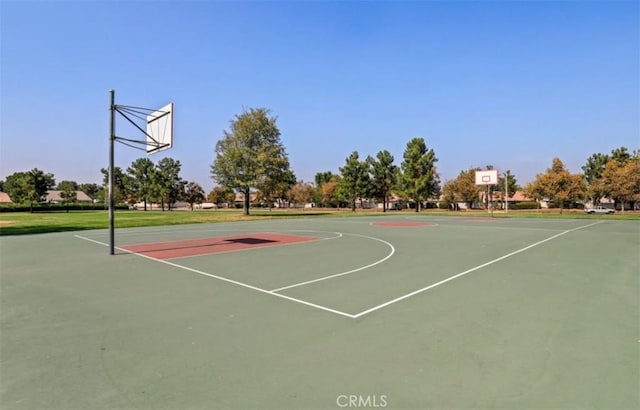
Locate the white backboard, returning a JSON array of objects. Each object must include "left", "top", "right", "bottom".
[
  {"left": 475, "top": 169, "right": 498, "bottom": 185},
  {"left": 146, "top": 103, "right": 173, "bottom": 154}
]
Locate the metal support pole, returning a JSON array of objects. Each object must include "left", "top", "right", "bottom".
[
  {"left": 109, "top": 90, "right": 115, "bottom": 255},
  {"left": 505, "top": 172, "right": 508, "bottom": 214}
]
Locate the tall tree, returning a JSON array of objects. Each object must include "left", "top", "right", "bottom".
[
  {"left": 184, "top": 181, "right": 205, "bottom": 210},
  {"left": 441, "top": 179, "right": 459, "bottom": 210},
  {"left": 445, "top": 168, "right": 482, "bottom": 210},
  {"left": 289, "top": 180, "right": 315, "bottom": 209},
  {"left": 154, "top": 157, "right": 185, "bottom": 211},
  {"left": 600, "top": 153, "right": 640, "bottom": 212},
  {"left": 313, "top": 171, "right": 335, "bottom": 207},
  {"left": 487, "top": 170, "right": 519, "bottom": 208},
  {"left": 4, "top": 172, "right": 31, "bottom": 204},
  {"left": 101, "top": 167, "right": 130, "bottom": 205},
  {"left": 400, "top": 137, "right": 440, "bottom": 212},
  {"left": 524, "top": 158, "right": 586, "bottom": 213},
  {"left": 211, "top": 108, "right": 292, "bottom": 215},
  {"left": 582, "top": 152, "right": 610, "bottom": 185},
  {"left": 339, "top": 151, "right": 370, "bottom": 211},
  {"left": 314, "top": 171, "right": 334, "bottom": 187},
  {"left": 582, "top": 152, "right": 610, "bottom": 204},
  {"left": 258, "top": 169, "right": 296, "bottom": 209},
  {"left": 369, "top": 150, "right": 398, "bottom": 212},
  {"left": 320, "top": 175, "right": 343, "bottom": 208},
  {"left": 127, "top": 158, "right": 156, "bottom": 211},
  {"left": 610, "top": 146, "right": 631, "bottom": 164},
  {"left": 4, "top": 169, "right": 55, "bottom": 211}
]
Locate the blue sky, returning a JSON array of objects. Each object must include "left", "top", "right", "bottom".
[{"left": 1, "top": 1, "right": 638, "bottom": 191}]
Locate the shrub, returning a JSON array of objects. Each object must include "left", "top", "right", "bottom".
[{"left": 508, "top": 201, "right": 539, "bottom": 210}]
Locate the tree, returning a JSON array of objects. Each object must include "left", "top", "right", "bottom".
[
  {"left": 445, "top": 168, "right": 482, "bottom": 210},
  {"left": 441, "top": 179, "right": 458, "bottom": 210},
  {"left": 79, "top": 183, "right": 100, "bottom": 201},
  {"left": 184, "top": 182, "right": 205, "bottom": 210},
  {"left": 207, "top": 186, "right": 236, "bottom": 208},
  {"left": 524, "top": 158, "right": 586, "bottom": 213},
  {"left": 4, "top": 172, "right": 32, "bottom": 204},
  {"left": 582, "top": 146, "right": 635, "bottom": 207},
  {"left": 600, "top": 153, "right": 640, "bottom": 212},
  {"left": 314, "top": 171, "right": 334, "bottom": 187},
  {"left": 57, "top": 180, "right": 78, "bottom": 212},
  {"left": 610, "top": 146, "right": 631, "bottom": 164},
  {"left": 211, "top": 108, "right": 292, "bottom": 215},
  {"left": 494, "top": 170, "right": 519, "bottom": 206},
  {"left": 289, "top": 180, "right": 315, "bottom": 208},
  {"left": 56, "top": 180, "right": 78, "bottom": 191},
  {"left": 582, "top": 152, "right": 610, "bottom": 204},
  {"left": 101, "top": 167, "right": 130, "bottom": 205},
  {"left": 320, "top": 175, "right": 343, "bottom": 208},
  {"left": 313, "top": 171, "right": 335, "bottom": 207},
  {"left": 154, "top": 157, "right": 185, "bottom": 210},
  {"left": 127, "top": 158, "right": 156, "bottom": 211},
  {"left": 258, "top": 169, "right": 296, "bottom": 209},
  {"left": 400, "top": 138, "right": 440, "bottom": 212},
  {"left": 339, "top": 151, "right": 370, "bottom": 211},
  {"left": 4, "top": 169, "right": 55, "bottom": 211},
  {"left": 369, "top": 150, "right": 397, "bottom": 212},
  {"left": 582, "top": 152, "right": 610, "bottom": 185}
]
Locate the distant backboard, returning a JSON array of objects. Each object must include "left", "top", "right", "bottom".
[
  {"left": 475, "top": 169, "right": 498, "bottom": 185},
  {"left": 146, "top": 103, "right": 173, "bottom": 154}
]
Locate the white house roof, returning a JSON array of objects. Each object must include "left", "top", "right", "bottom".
[
  {"left": 46, "top": 190, "right": 93, "bottom": 202},
  {"left": 0, "top": 192, "right": 13, "bottom": 203}
]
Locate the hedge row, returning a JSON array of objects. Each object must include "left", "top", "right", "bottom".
[
  {"left": 507, "top": 201, "right": 540, "bottom": 210},
  {"left": 0, "top": 203, "right": 128, "bottom": 212}
]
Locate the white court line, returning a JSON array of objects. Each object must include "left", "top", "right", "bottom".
[
  {"left": 351, "top": 220, "right": 605, "bottom": 318},
  {"left": 74, "top": 234, "right": 356, "bottom": 319},
  {"left": 270, "top": 233, "right": 395, "bottom": 292},
  {"left": 75, "top": 220, "right": 604, "bottom": 320}
]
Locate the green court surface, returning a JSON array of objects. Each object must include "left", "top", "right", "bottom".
[{"left": 1, "top": 216, "right": 638, "bottom": 409}]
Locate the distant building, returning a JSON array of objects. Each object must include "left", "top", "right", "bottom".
[
  {"left": 45, "top": 191, "right": 93, "bottom": 203},
  {"left": 0, "top": 192, "right": 13, "bottom": 204}
]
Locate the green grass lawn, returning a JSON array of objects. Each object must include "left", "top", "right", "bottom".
[
  {"left": 1, "top": 208, "right": 638, "bottom": 236},
  {"left": 0, "top": 209, "right": 335, "bottom": 236}
]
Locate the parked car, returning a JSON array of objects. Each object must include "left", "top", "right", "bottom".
[{"left": 584, "top": 206, "right": 615, "bottom": 214}]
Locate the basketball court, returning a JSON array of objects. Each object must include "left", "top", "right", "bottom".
[{"left": 1, "top": 215, "right": 638, "bottom": 409}]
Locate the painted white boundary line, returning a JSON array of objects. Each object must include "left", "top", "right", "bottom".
[
  {"left": 351, "top": 220, "right": 604, "bottom": 318},
  {"left": 270, "top": 233, "right": 395, "bottom": 292},
  {"left": 74, "top": 234, "right": 356, "bottom": 319}
]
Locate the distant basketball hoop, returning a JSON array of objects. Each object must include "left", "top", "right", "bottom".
[{"left": 475, "top": 169, "right": 499, "bottom": 216}]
